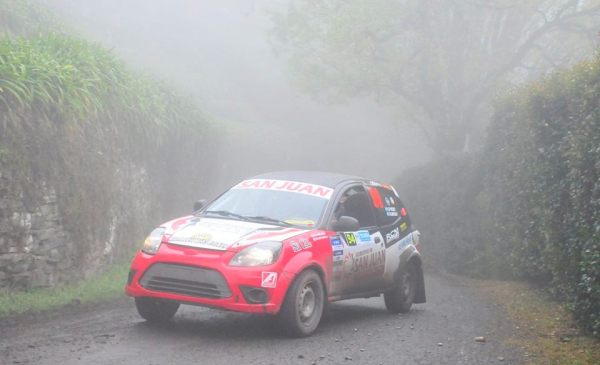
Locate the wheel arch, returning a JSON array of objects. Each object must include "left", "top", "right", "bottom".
[
  {"left": 284, "top": 262, "right": 328, "bottom": 300},
  {"left": 281, "top": 250, "right": 329, "bottom": 297}
]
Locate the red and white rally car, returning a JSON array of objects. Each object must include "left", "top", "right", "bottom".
[{"left": 126, "top": 171, "right": 425, "bottom": 336}]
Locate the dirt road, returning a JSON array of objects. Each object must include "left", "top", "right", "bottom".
[{"left": 0, "top": 273, "right": 521, "bottom": 364}]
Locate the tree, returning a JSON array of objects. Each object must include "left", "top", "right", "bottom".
[{"left": 272, "top": 0, "right": 600, "bottom": 154}]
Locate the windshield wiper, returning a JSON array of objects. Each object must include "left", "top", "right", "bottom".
[
  {"left": 203, "top": 210, "right": 250, "bottom": 221},
  {"left": 244, "top": 215, "right": 293, "bottom": 227}
]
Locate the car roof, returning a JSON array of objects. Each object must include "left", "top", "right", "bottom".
[{"left": 251, "top": 170, "right": 369, "bottom": 188}]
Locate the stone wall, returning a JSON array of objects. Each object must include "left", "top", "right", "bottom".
[
  {"left": 0, "top": 177, "right": 69, "bottom": 288},
  {"left": 0, "top": 150, "right": 156, "bottom": 289}
]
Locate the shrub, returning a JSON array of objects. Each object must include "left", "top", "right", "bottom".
[
  {"left": 395, "top": 53, "right": 600, "bottom": 336},
  {"left": 485, "top": 56, "right": 600, "bottom": 336}
]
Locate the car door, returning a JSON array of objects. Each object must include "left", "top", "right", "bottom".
[
  {"left": 328, "top": 184, "right": 386, "bottom": 297},
  {"left": 368, "top": 184, "right": 413, "bottom": 285}
]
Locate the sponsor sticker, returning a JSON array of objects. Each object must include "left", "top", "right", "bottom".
[
  {"left": 301, "top": 239, "right": 312, "bottom": 249},
  {"left": 233, "top": 179, "right": 333, "bottom": 199},
  {"left": 170, "top": 238, "right": 228, "bottom": 250},
  {"left": 351, "top": 248, "right": 385, "bottom": 273},
  {"left": 385, "top": 206, "right": 398, "bottom": 216},
  {"left": 284, "top": 219, "right": 316, "bottom": 227},
  {"left": 344, "top": 252, "right": 354, "bottom": 262},
  {"left": 311, "top": 232, "right": 328, "bottom": 240},
  {"left": 169, "top": 228, "right": 230, "bottom": 250},
  {"left": 291, "top": 241, "right": 301, "bottom": 252},
  {"left": 398, "top": 234, "right": 413, "bottom": 250},
  {"left": 400, "top": 222, "right": 408, "bottom": 232},
  {"left": 330, "top": 235, "right": 342, "bottom": 246},
  {"left": 368, "top": 186, "right": 384, "bottom": 208},
  {"left": 333, "top": 249, "right": 344, "bottom": 256},
  {"left": 386, "top": 227, "right": 400, "bottom": 244},
  {"left": 344, "top": 232, "right": 357, "bottom": 246},
  {"left": 261, "top": 272, "right": 277, "bottom": 288},
  {"left": 192, "top": 232, "right": 212, "bottom": 241},
  {"left": 357, "top": 230, "right": 371, "bottom": 243}
]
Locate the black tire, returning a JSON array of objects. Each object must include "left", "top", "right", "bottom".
[
  {"left": 384, "top": 262, "right": 418, "bottom": 313},
  {"left": 278, "top": 269, "right": 325, "bottom": 337},
  {"left": 135, "top": 297, "right": 180, "bottom": 323}
]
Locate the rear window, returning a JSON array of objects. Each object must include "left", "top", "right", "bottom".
[{"left": 369, "top": 186, "right": 411, "bottom": 229}]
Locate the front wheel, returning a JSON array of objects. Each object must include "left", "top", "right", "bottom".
[
  {"left": 135, "top": 297, "right": 180, "bottom": 323},
  {"left": 278, "top": 270, "right": 325, "bottom": 337},
  {"left": 384, "top": 263, "right": 418, "bottom": 313}
]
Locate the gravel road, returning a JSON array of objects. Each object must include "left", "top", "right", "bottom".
[{"left": 0, "top": 273, "right": 522, "bottom": 365}]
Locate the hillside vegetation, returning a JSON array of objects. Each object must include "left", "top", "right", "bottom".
[
  {"left": 396, "top": 53, "right": 600, "bottom": 336},
  {"left": 0, "top": 1, "right": 219, "bottom": 289}
]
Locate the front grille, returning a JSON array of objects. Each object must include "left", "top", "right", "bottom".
[{"left": 140, "top": 263, "right": 231, "bottom": 299}]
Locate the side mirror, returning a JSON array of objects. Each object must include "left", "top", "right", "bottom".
[
  {"left": 193, "top": 199, "right": 207, "bottom": 212},
  {"left": 331, "top": 216, "right": 360, "bottom": 232}
]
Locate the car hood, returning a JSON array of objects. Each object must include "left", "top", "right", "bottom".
[{"left": 160, "top": 215, "right": 308, "bottom": 251}]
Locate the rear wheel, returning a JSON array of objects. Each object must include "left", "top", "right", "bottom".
[
  {"left": 278, "top": 269, "right": 325, "bottom": 337},
  {"left": 384, "top": 263, "right": 418, "bottom": 313},
  {"left": 135, "top": 297, "right": 179, "bottom": 323}
]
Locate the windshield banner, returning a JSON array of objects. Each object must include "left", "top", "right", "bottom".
[{"left": 233, "top": 179, "right": 333, "bottom": 199}]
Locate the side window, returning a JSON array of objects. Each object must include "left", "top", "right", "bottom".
[
  {"left": 333, "top": 185, "right": 377, "bottom": 229},
  {"left": 370, "top": 186, "right": 411, "bottom": 228}
]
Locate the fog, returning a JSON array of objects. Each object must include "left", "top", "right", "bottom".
[
  {"left": 39, "top": 0, "right": 599, "bottom": 197},
  {"left": 2, "top": 0, "right": 600, "bottom": 348},
  {"left": 41, "top": 0, "right": 430, "bottom": 194}
]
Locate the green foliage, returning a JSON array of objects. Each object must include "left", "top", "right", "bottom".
[
  {"left": 0, "top": 262, "right": 129, "bottom": 317},
  {"left": 0, "top": 33, "right": 204, "bottom": 145},
  {"left": 395, "top": 53, "right": 600, "bottom": 336},
  {"left": 485, "top": 55, "right": 600, "bottom": 336}
]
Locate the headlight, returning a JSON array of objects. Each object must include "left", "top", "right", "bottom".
[
  {"left": 142, "top": 227, "right": 165, "bottom": 255},
  {"left": 229, "top": 241, "right": 282, "bottom": 267}
]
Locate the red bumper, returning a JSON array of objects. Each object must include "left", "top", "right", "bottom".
[{"left": 125, "top": 243, "right": 293, "bottom": 314}]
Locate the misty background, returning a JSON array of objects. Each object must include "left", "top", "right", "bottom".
[
  {"left": 41, "top": 0, "right": 430, "bottom": 197},
  {"left": 1, "top": 0, "right": 599, "bottom": 339}
]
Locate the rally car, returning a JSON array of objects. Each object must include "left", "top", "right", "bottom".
[{"left": 126, "top": 171, "right": 425, "bottom": 336}]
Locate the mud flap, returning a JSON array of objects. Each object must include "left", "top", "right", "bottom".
[{"left": 414, "top": 265, "right": 426, "bottom": 304}]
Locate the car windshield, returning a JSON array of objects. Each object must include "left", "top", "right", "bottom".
[{"left": 204, "top": 179, "right": 333, "bottom": 227}]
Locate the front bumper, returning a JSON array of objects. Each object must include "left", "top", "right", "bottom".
[{"left": 125, "top": 243, "right": 292, "bottom": 314}]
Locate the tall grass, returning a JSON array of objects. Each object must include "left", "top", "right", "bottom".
[{"left": 0, "top": 33, "right": 204, "bottom": 146}]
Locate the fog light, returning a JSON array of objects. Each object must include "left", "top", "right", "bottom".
[{"left": 240, "top": 286, "right": 269, "bottom": 304}]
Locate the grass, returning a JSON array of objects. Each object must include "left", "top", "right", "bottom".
[
  {"left": 0, "top": 262, "right": 130, "bottom": 317},
  {"left": 481, "top": 280, "right": 600, "bottom": 365}
]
